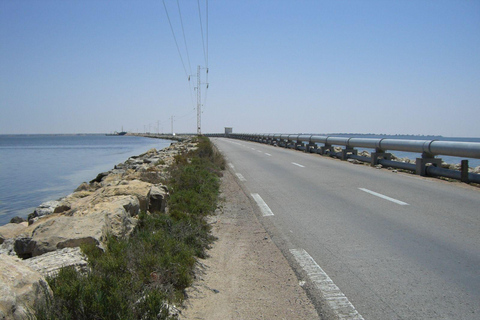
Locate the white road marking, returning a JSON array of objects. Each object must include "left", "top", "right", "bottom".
[
  {"left": 257, "top": 150, "right": 263, "bottom": 153},
  {"left": 236, "top": 173, "right": 247, "bottom": 182},
  {"left": 265, "top": 153, "right": 272, "bottom": 156},
  {"left": 359, "top": 188, "right": 409, "bottom": 205},
  {"left": 290, "top": 249, "right": 364, "bottom": 320},
  {"left": 228, "top": 163, "right": 235, "bottom": 169},
  {"left": 251, "top": 148, "right": 256, "bottom": 150},
  {"left": 292, "top": 162, "right": 305, "bottom": 168},
  {"left": 251, "top": 193, "right": 274, "bottom": 216}
]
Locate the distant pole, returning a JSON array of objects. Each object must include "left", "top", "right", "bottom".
[
  {"left": 197, "top": 65, "right": 201, "bottom": 135},
  {"left": 171, "top": 115, "right": 174, "bottom": 134}
]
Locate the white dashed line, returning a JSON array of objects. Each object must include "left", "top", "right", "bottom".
[
  {"left": 251, "top": 193, "right": 274, "bottom": 216},
  {"left": 228, "top": 163, "right": 235, "bottom": 169},
  {"left": 292, "top": 162, "right": 305, "bottom": 168},
  {"left": 265, "top": 153, "right": 271, "bottom": 156},
  {"left": 359, "top": 188, "right": 409, "bottom": 205},
  {"left": 290, "top": 249, "right": 364, "bottom": 320},
  {"left": 257, "top": 150, "right": 262, "bottom": 153},
  {"left": 236, "top": 173, "right": 246, "bottom": 182}
]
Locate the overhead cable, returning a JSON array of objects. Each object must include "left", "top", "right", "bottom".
[
  {"left": 162, "top": 0, "right": 189, "bottom": 78},
  {"left": 176, "top": 0, "right": 192, "bottom": 74},
  {"left": 197, "top": 0, "right": 208, "bottom": 67}
]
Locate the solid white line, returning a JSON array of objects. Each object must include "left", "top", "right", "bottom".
[
  {"left": 251, "top": 193, "right": 274, "bottom": 216},
  {"left": 236, "top": 173, "right": 246, "bottom": 182},
  {"left": 290, "top": 249, "right": 364, "bottom": 320},
  {"left": 265, "top": 153, "right": 272, "bottom": 156},
  {"left": 292, "top": 162, "right": 305, "bottom": 168},
  {"left": 359, "top": 188, "right": 409, "bottom": 205}
]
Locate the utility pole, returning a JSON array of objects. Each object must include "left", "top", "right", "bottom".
[
  {"left": 196, "top": 65, "right": 201, "bottom": 135},
  {"left": 171, "top": 115, "right": 174, "bottom": 134}
]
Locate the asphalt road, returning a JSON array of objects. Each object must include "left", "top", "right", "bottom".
[{"left": 212, "top": 138, "right": 480, "bottom": 320}]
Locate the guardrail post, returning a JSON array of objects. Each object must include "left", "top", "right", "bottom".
[
  {"left": 416, "top": 152, "right": 442, "bottom": 176},
  {"left": 305, "top": 142, "right": 317, "bottom": 153},
  {"left": 320, "top": 144, "right": 332, "bottom": 155},
  {"left": 461, "top": 160, "right": 469, "bottom": 183},
  {"left": 371, "top": 148, "right": 392, "bottom": 166},
  {"left": 341, "top": 148, "right": 357, "bottom": 160},
  {"left": 295, "top": 140, "right": 305, "bottom": 151},
  {"left": 371, "top": 149, "right": 390, "bottom": 165}
]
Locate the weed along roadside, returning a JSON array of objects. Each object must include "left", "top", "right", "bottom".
[{"left": 3, "top": 136, "right": 224, "bottom": 319}]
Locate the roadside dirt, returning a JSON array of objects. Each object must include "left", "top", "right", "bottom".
[{"left": 180, "top": 169, "right": 320, "bottom": 320}]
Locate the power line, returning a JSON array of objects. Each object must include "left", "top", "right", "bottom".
[
  {"left": 206, "top": 0, "right": 208, "bottom": 69},
  {"left": 176, "top": 0, "right": 192, "bottom": 74},
  {"left": 162, "top": 0, "right": 189, "bottom": 78},
  {"left": 197, "top": 0, "right": 207, "bottom": 67}
]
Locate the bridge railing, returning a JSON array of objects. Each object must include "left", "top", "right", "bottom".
[{"left": 223, "top": 133, "right": 480, "bottom": 184}]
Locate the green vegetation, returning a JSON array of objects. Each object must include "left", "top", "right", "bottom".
[{"left": 34, "top": 137, "right": 224, "bottom": 320}]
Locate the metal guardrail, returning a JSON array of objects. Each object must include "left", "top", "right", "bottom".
[{"left": 222, "top": 133, "right": 480, "bottom": 184}]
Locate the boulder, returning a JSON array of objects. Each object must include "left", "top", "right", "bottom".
[
  {"left": 0, "top": 254, "right": 52, "bottom": 320},
  {"left": 75, "top": 181, "right": 102, "bottom": 193},
  {"left": 9, "top": 216, "right": 26, "bottom": 224},
  {"left": 147, "top": 185, "right": 169, "bottom": 213},
  {"left": 28, "top": 195, "right": 140, "bottom": 256},
  {"left": 33, "top": 200, "right": 61, "bottom": 217},
  {"left": 95, "top": 179, "right": 152, "bottom": 211},
  {"left": 14, "top": 237, "right": 36, "bottom": 259},
  {"left": 90, "top": 171, "right": 109, "bottom": 183},
  {"left": 23, "top": 247, "right": 88, "bottom": 277},
  {"left": 0, "top": 222, "right": 28, "bottom": 245},
  {"left": 0, "top": 239, "right": 16, "bottom": 256}
]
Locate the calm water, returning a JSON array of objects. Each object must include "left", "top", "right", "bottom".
[{"left": 0, "top": 135, "right": 172, "bottom": 225}]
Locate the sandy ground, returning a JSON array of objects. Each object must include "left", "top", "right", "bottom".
[{"left": 180, "top": 169, "right": 320, "bottom": 320}]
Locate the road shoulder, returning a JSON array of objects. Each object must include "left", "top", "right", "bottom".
[{"left": 180, "top": 169, "right": 320, "bottom": 319}]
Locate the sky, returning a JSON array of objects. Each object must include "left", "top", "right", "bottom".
[{"left": 1, "top": 0, "right": 479, "bottom": 137}]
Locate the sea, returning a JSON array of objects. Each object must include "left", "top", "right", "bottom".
[{"left": 0, "top": 134, "right": 173, "bottom": 225}]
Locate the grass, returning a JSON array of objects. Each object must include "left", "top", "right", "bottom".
[{"left": 33, "top": 137, "right": 224, "bottom": 320}]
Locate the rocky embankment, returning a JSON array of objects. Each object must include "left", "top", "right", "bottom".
[{"left": 0, "top": 139, "right": 196, "bottom": 319}]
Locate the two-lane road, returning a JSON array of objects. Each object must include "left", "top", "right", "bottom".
[{"left": 212, "top": 138, "right": 480, "bottom": 320}]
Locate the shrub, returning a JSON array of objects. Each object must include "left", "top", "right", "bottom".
[{"left": 34, "top": 137, "right": 223, "bottom": 320}]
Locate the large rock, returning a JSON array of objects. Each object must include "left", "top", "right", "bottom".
[
  {"left": 94, "top": 179, "right": 152, "bottom": 211},
  {"left": 26, "top": 195, "right": 140, "bottom": 257},
  {"left": 33, "top": 200, "right": 61, "bottom": 217},
  {"left": 147, "top": 184, "right": 169, "bottom": 213},
  {"left": 0, "top": 239, "right": 16, "bottom": 256},
  {"left": 9, "top": 216, "right": 26, "bottom": 224},
  {"left": 23, "top": 247, "right": 88, "bottom": 277},
  {"left": 28, "top": 200, "right": 71, "bottom": 225},
  {"left": 0, "top": 222, "right": 28, "bottom": 245},
  {"left": 0, "top": 254, "right": 51, "bottom": 320}
]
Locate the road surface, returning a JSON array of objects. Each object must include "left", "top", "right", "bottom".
[{"left": 212, "top": 138, "right": 480, "bottom": 320}]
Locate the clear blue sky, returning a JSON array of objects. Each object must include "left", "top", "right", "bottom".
[{"left": 1, "top": 0, "right": 479, "bottom": 136}]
